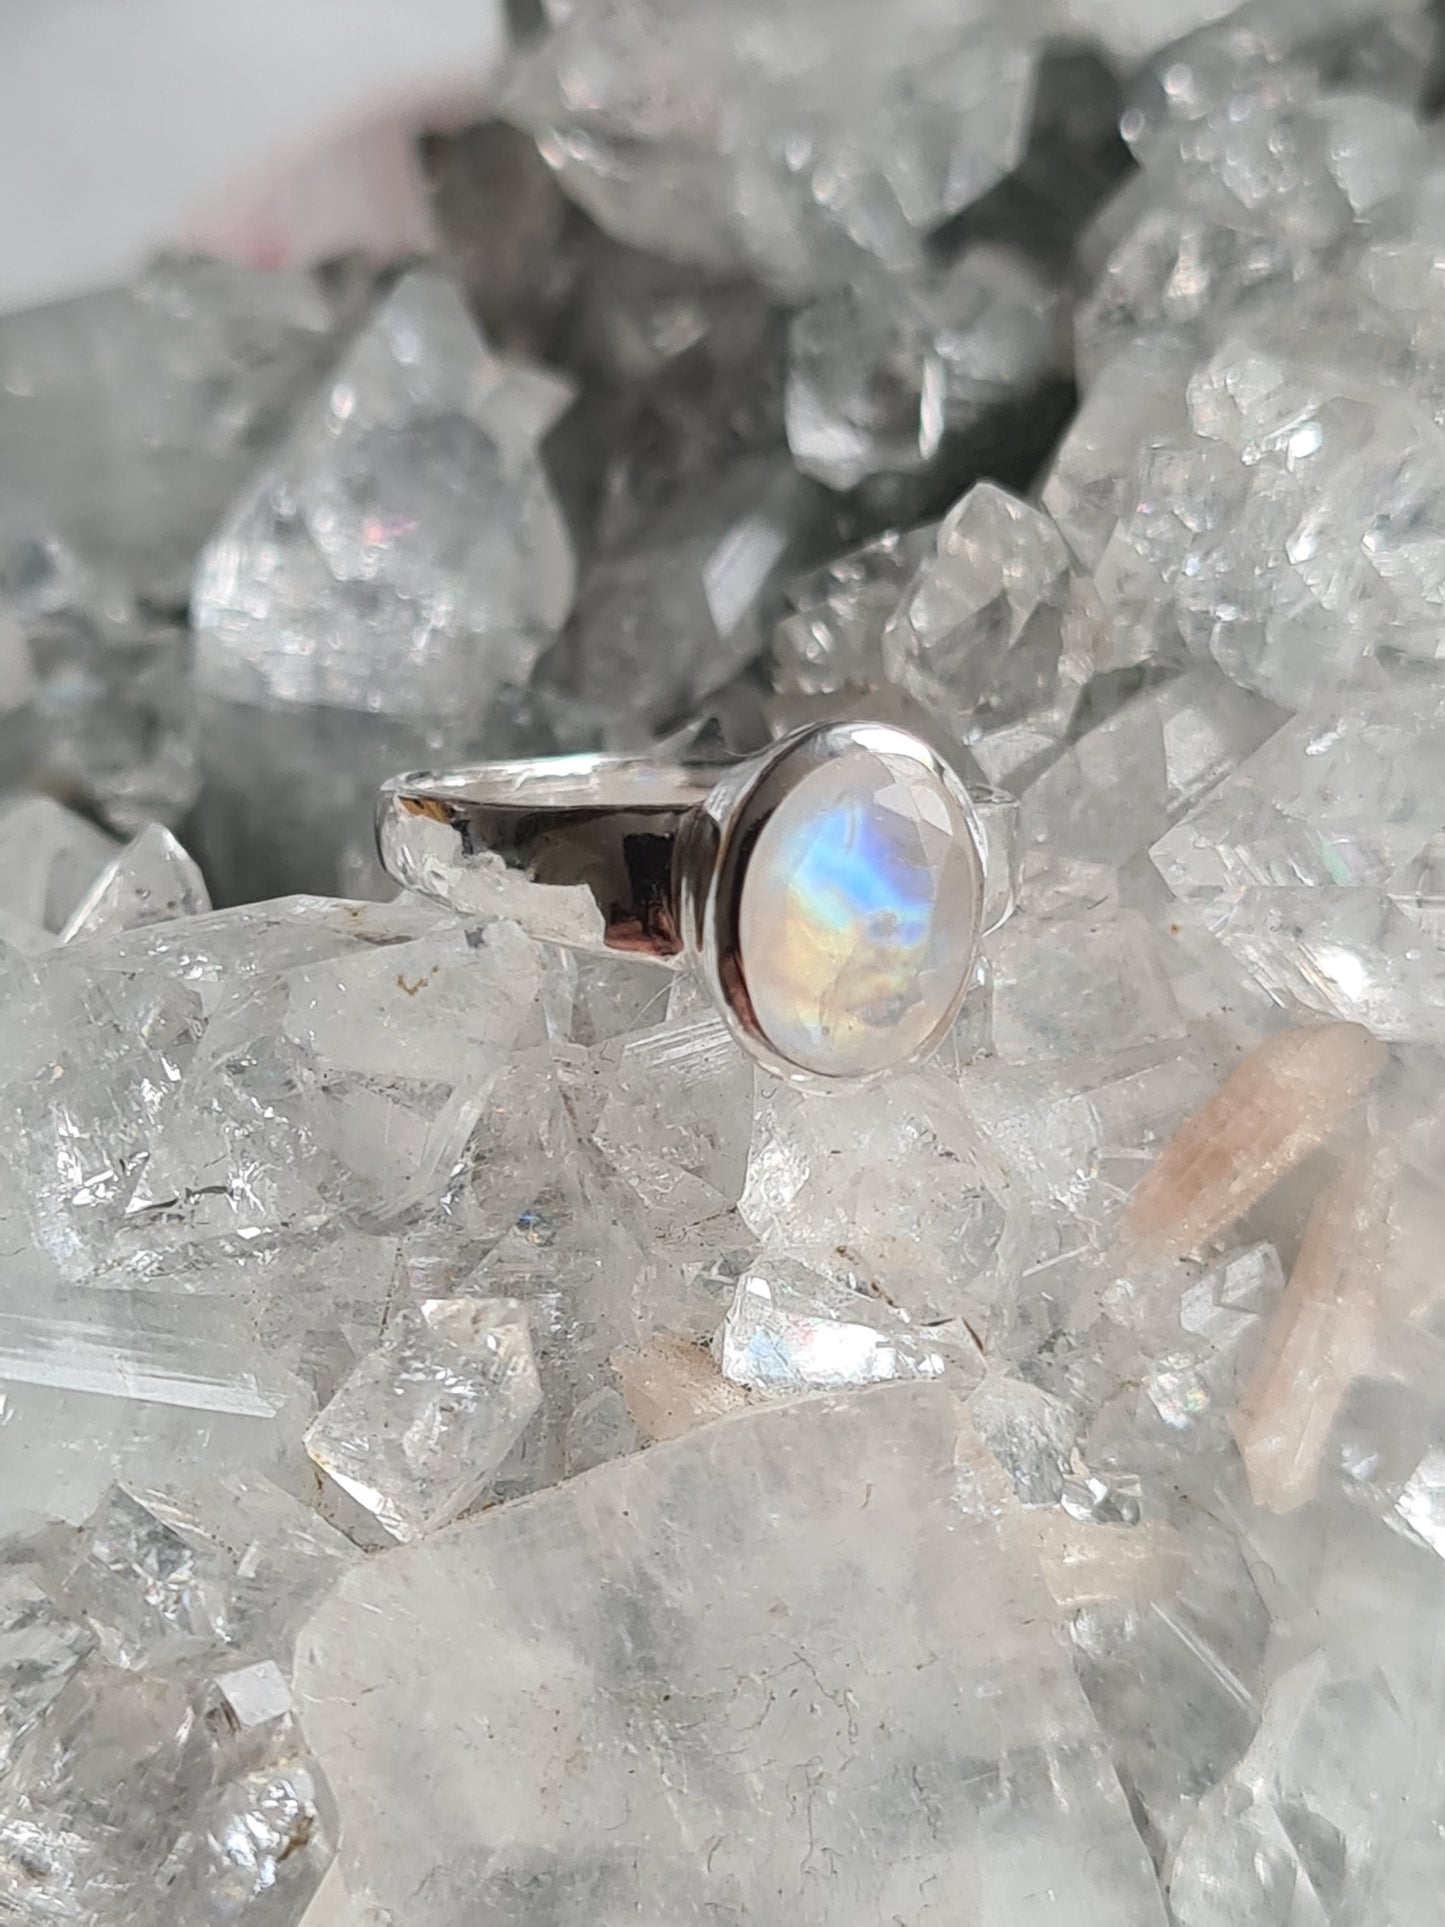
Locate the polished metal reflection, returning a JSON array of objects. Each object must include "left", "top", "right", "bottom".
[
  {"left": 378, "top": 722, "right": 1000, "bottom": 1082},
  {"left": 378, "top": 752, "right": 724, "bottom": 958}
]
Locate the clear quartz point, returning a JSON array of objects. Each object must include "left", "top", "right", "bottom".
[{"left": 304, "top": 1299, "right": 543, "bottom": 1543}]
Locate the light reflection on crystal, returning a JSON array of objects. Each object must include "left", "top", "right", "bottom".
[{"left": 716, "top": 1257, "right": 975, "bottom": 1396}]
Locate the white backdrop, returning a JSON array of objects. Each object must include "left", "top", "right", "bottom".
[{"left": 0, "top": 0, "right": 507, "bottom": 313}]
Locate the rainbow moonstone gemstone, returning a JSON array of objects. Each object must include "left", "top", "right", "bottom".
[{"left": 737, "top": 745, "right": 981, "bottom": 1077}]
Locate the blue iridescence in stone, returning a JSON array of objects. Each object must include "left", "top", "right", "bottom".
[{"left": 737, "top": 747, "right": 980, "bottom": 1076}]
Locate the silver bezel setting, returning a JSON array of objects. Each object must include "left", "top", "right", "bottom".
[{"left": 679, "top": 720, "right": 987, "bottom": 1087}]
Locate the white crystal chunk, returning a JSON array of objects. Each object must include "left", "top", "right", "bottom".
[{"left": 297, "top": 1386, "right": 1167, "bottom": 1925}]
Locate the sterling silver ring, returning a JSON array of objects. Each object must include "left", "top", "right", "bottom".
[{"left": 377, "top": 720, "right": 1002, "bottom": 1084}]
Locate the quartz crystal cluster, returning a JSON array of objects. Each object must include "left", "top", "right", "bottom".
[
  {"left": 503, "top": 0, "right": 1042, "bottom": 296},
  {"left": 0, "top": 263, "right": 347, "bottom": 834},
  {"left": 4, "top": 3, "right": 1445, "bottom": 1924}
]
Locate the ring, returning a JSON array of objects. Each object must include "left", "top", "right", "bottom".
[{"left": 377, "top": 720, "right": 992, "bottom": 1083}]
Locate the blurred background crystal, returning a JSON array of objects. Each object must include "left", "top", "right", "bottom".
[
  {"left": 1, "top": 0, "right": 1445, "bottom": 1921},
  {"left": 501, "top": 0, "right": 1042, "bottom": 296}
]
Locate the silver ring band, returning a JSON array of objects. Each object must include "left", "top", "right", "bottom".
[
  {"left": 378, "top": 750, "right": 727, "bottom": 960},
  {"left": 378, "top": 722, "right": 1000, "bottom": 1082}
]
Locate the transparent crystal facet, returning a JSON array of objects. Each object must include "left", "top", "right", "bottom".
[
  {"left": 716, "top": 1255, "right": 980, "bottom": 1396},
  {"left": 881, "top": 482, "right": 1087, "bottom": 785},
  {"left": 194, "top": 270, "right": 576, "bottom": 722},
  {"left": 304, "top": 1298, "right": 543, "bottom": 1543}
]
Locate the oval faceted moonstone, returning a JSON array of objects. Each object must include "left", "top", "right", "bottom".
[{"left": 738, "top": 747, "right": 980, "bottom": 1076}]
